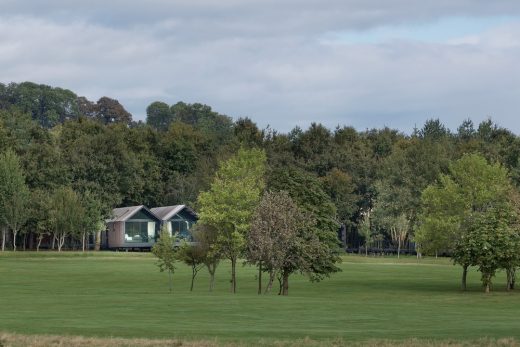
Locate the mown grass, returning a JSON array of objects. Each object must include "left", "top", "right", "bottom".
[{"left": 0, "top": 252, "right": 519, "bottom": 345}]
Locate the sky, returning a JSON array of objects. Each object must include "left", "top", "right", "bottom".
[{"left": 1, "top": 1, "right": 520, "bottom": 133}]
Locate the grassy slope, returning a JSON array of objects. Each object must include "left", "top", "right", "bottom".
[{"left": 0, "top": 252, "right": 519, "bottom": 343}]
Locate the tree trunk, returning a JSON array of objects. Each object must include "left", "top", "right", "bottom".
[
  {"left": 207, "top": 262, "right": 217, "bottom": 292},
  {"left": 28, "top": 232, "right": 34, "bottom": 250},
  {"left": 461, "top": 264, "right": 468, "bottom": 291},
  {"left": 190, "top": 265, "right": 196, "bottom": 292},
  {"left": 258, "top": 261, "right": 262, "bottom": 295},
  {"left": 265, "top": 270, "right": 275, "bottom": 294},
  {"left": 365, "top": 244, "right": 368, "bottom": 257},
  {"left": 507, "top": 267, "right": 516, "bottom": 291},
  {"left": 95, "top": 230, "right": 101, "bottom": 251},
  {"left": 483, "top": 273, "right": 491, "bottom": 293},
  {"left": 277, "top": 273, "right": 283, "bottom": 295},
  {"left": 12, "top": 230, "right": 17, "bottom": 251},
  {"left": 168, "top": 270, "right": 173, "bottom": 293},
  {"left": 51, "top": 234, "right": 56, "bottom": 250},
  {"left": 23, "top": 233, "right": 27, "bottom": 251},
  {"left": 397, "top": 240, "right": 401, "bottom": 259},
  {"left": 209, "top": 273, "right": 215, "bottom": 292},
  {"left": 82, "top": 231, "right": 86, "bottom": 252},
  {"left": 1, "top": 227, "right": 5, "bottom": 252},
  {"left": 57, "top": 233, "right": 66, "bottom": 252},
  {"left": 281, "top": 270, "right": 289, "bottom": 296},
  {"left": 37, "top": 235, "right": 43, "bottom": 252},
  {"left": 230, "top": 256, "right": 237, "bottom": 293}
]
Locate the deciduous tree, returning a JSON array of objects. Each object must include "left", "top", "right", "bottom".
[
  {"left": 49, "top": 186, "right": 84, "bottom": 252},
  {"left": 417, "top": 153, "right": 514, "bottom": 291},
  {"left": 152, "top": 227, "right": 177, "bottom": 293},
  {"left": 197, "top": 147, "right": 266, "bottom": 293},
  {"left": 0, "top": 150, "right": 30, "bottom": 251},
  {"left": 191, "top": 224, "right": 221, "bottom": 291},
  {"left": 248, "top": 190, "right": 319, "bottom": 295}
]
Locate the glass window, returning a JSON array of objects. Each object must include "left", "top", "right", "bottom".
[
  {"left": 125, "top": 221, "right": 156, "bottom": 243},
  {"left": 171, "top": 219, "right": 193, "bottom": 241}
]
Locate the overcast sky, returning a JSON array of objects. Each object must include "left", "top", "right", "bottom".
[{"left": 1, "top": 1, "right": 520, "bottom": 133}]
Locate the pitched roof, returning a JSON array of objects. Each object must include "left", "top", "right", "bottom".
[
  {"left": 107, "top": 205, "right": 159, "bottom": 222},
  {"left": 151, "top": 205, "right": 197, "bottom": 221}
]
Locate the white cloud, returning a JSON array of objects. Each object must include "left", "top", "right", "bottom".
[{"left": 0, "top": 3, "right": 519, "bottom": 133}]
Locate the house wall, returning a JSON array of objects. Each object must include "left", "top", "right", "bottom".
[
  {"left": 107, "top": 219, "right": 159, "bottom": 249},
  {"left": 107, "top": 221, "right": 124, "bottom": 248}
]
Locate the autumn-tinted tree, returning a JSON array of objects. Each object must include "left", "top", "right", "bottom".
[
  {"left": 248, "top": 190, "right": 320, "bottom": 295},
  {"left": 95, "top": 97, "right": 132, "bottom": 125},
  {"left": 234, "top": 117, "right": 264, "bottom": 148}
]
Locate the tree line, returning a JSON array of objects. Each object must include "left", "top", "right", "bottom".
[
  {"left": 1, "top": 81, "right": 520, "bottom": 292},
  {"left": 152, "top": 148, "right": 340, "bottom": 296}
]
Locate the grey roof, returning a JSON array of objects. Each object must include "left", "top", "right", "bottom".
[
  {"left": 107, "top": 205, "right": 158, "bottom": 222},
  {"left": 151, "top": 205, "right": 197, "bottom": 221}
]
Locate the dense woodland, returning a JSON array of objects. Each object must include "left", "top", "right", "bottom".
[{"left": 1, "top": 81, "right": 520, "bottom": 292}]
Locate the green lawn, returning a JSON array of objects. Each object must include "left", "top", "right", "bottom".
[{"left": 0, "top": 252, "right": 519, "bottom": 344}]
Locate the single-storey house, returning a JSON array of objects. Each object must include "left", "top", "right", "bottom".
[
  {"left": 105, "top": 205, "right": 162, "bottom": 249},
  {"left": 151, "top": 205, "right": 198, "bottom": 242}
]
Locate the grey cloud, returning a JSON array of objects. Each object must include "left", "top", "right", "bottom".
[
  {"left": 2, "top": 1, "right": 520, "bottom": 35},
  {"left": 1, "top": 3, "right": 520, "bottom": 133}
]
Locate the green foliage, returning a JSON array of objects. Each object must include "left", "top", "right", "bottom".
[
  {"left": 49, "top": 186, "right": 85, "bottom": 251},
  {"left": 0, "top": 82, "right": 80, "bottom": 128},
  {"left": 197, "top": 147, "right": 267, "bottom": 292},
  {"left": 146, "top": 101, "right": 172, "bottom": 131},
  {"left": 248, "top": 190, "right": 320, "bottom": 294},
  {"left": 25, "top": 189, "right": 52, "bottom": 250},
  {"left": 321, "top": 168, "right": 358, "bottom": 226},
  {"left": 170, "top": 102, "right": 234, "bottom": 147},
  {"left": 417, "top": 154, "right": 511, "bottom": 255},
  {"left": 417, "top": 153, "right": 518, "bottom": 291},
  {"left": 4, "top": 80, "right": 520, "bottom": 261},
  {"left": 234, "top": 117, "right": 264, "bottom": 148},
  {"left": 152, "top": 227, "right": 177, "bottom": 292},
  {"left": 454, "top": 208, "right": 520, "bottom": 292},
  {"left": 176, "top": 241, "right": 206, "bottom": 291},
  {"left": 191, "top": 224, "right": 221, "bottom": 291},
  {"left": 0, "top": 149, "right": 30, "bottom": 250},
  {"left": 80, "top": 190, "right": 107, "bottom": 237},
  {"left": 268, "top": 166, "right": 340, "bottom": 280},
  {"left": 198, "top": 147, "right": 266, "bottom": 237}
]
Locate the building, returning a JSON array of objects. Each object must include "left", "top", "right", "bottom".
[
  {"left": 151, "top": 205, "right": 198, "bottom": 242},
  {"left": 104, "top": 205, "right": 162, "bottom": 249}
]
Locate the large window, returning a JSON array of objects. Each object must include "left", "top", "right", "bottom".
[
  {"left": 125, "top": 221, "right": 156, "bottom": 243},
  {"left": 170, "top": 219, "right": 194, "bottom": 241}
]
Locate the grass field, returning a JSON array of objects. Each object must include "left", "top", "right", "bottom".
[{"left": 0, "top": 252, "right": 519, "bottom": 345}]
